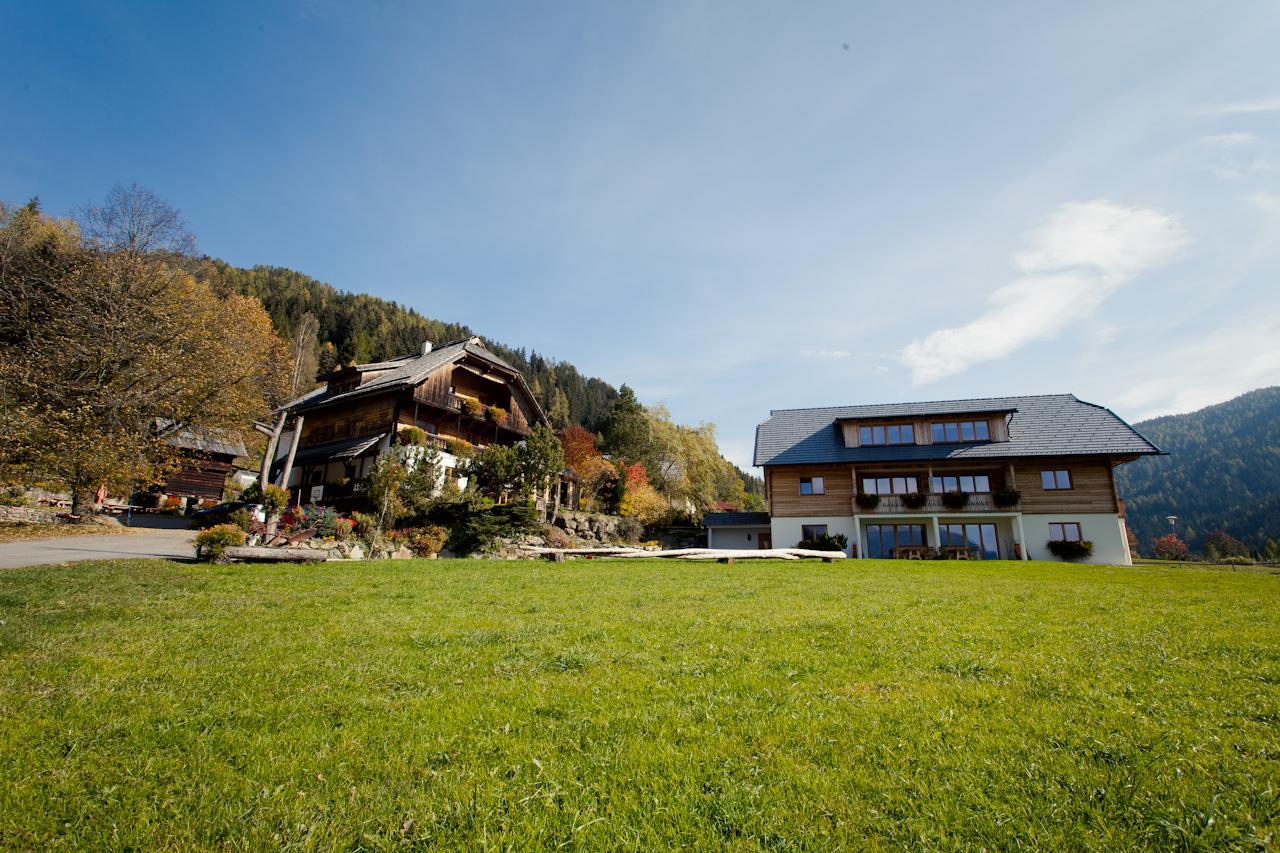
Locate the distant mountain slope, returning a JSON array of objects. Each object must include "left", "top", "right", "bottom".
[
  {"left": 213, "top": 262, "right": 619, "bottom": 431},
  {"left": 1117, "top": 387, "right": 1280, "bottom": 552}
]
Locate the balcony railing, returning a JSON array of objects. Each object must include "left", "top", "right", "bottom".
[{"left": 856, "top": 494, "right": 1019, "bottom": 514}]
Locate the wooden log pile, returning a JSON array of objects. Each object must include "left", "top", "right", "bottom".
[
  {"left": 223, "top": 546, "right": 329, "bottom": 563},
  {"left": 521, "top": 546, "right": 846, "bottom": 563}
]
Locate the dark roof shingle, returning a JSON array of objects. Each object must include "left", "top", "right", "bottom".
[
  {"left": 754, "top": 394, "right": 1162, "bottom": 466},
  {"left": 704, "top": 512, "right": 772, "bottom": 527}
]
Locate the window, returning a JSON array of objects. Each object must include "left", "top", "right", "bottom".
[
  {"left": 938, "top": 523, "right": 1000, "bottom": 559},
  {"left": 1040, "top": 470, "right": 1072, "bottom": 490},
  {"left": 929, "top": 474, "right": 991, "bottom": 493},
  {"left": 859, "top": 423, "right": 914, "bottom": 445},
  {"left": 801, "top": 524, "right": 828, "bottom": 542},
  {"left": 799, "top": 476, "right": 825, "bottom": 495},
  {"left": 862, "top": 476, "right": 918, "bottom": 495},
  {"left": 1049, "top": 522, "right": 1082, "bottom": 542},
  {"left": 866, "top": 524, "right": 926, "bottom": 557},
  {"left": 930, "top": 420, "right": 990, "bottom": 443}
]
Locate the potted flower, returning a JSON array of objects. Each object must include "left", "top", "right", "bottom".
[
  {"left": 854, "top": 492, "right": 880, "bottom": 511},
  {"left": 941, "top": 490, "right": 970, "bottom": 510},
  {"left": 487, "top": 405, "right": 508, "bottom": 425},
  {"left": 901, "top": 491, "right": 928, "bottom": 510},
  {"left": 1047, "top": 539, "right": 1094, "bottom": 561},
  {"left": 993, "top": 486, "right": 1021, "bottom": 508},
  {"left": 460, "top": 397, "right": 481, "bottom": 417}
]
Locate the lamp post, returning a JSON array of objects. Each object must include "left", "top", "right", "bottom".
[{"left": 1166, "top": 515, "right": 1178, "bottom": 535}]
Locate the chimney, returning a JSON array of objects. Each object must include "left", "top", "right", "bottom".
[{"left": 421, "top": 341, "right": 433, "bottom": 356}]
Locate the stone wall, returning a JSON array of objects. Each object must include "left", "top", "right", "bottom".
[
  {"left": 0, "top": 505, "right": 66, "bottom": 525},
  {"left": 554, "top": 510, "right": 636, "bottom": 544}
]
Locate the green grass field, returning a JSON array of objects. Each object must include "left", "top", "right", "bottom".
[{"left": 1, "top": 558, "right": 1277, "bottom": 850}]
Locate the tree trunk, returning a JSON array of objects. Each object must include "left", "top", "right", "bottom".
[{"left": 258, "top": 411, "right": 287, "bottom": 489}]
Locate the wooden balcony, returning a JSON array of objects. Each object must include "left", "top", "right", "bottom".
[
  {"left": 411, "top": 390, "right": 531, "bottom": 436},
  {"left": 855, "top": 494, "right": 1019, "bottom": 514}
]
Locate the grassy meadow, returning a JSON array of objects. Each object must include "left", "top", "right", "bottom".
[{"left": 1, "top": 557, "right": 1277, "bottom": 849}]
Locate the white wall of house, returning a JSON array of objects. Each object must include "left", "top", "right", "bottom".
[
  {"left": 707, "top": 526, "right": 770, "bottom": 550},
  {"left": 1020, "top": 513, "right": 1131, "bottom": 565},
  {"left": 769, "top": 516, "right": 858, "bottom": 556}
]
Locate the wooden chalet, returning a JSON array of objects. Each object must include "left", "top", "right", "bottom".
[{"left": 272, "top": 337, "right": 549, "bottom": 505}]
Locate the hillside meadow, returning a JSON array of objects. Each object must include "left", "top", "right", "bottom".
[{"left": 1, "top": 557, "right": 1277, "bottom": 849}]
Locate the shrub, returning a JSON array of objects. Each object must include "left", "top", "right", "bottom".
[
  {"left": 351, "top": 511, "right": 378, "bottom": 539},
  {"left": 440, "top": 501, "right": 540, "bottom": 555},
  {"left": 0, "top": 486, "right": 31, "bottom": 507},
  {"left": 487, "top": 405, "right": 507, "bottom": 425},
  {"left": 901, "top": 491, "right": 928, "bottom": 509},
  {"left": 402, "top": 525, "right": 449, "bottom": 557},
  {"left": 941, "top": 490, "right": 970, "bottom": 510},
  {"left": 228, "top": 508, "right": 253, "bottom": 532},
  {"left": 195, "top": 524, "right": 247, "bottom": 562},
  {"left": 992, "top": 486, "right": 1021, "bottom": 508},
  {"left": 261, "top": 484, "right": 290, "bottom": 519},
  {"left": 446, "top": 438, "right": 474, "bottom": 459},
  {"left": 1220, "top": 555, "right": 1255, "bottom": 566},
  {"left": 854, "top": 493, "right": 880, "bottom": 511},
  {"left": 398, "top": 426, "right": 427, "bottom": 446},
  {"left": 799, "top": 532, "right": 849, "bottom": 552},
  {"left": 1046, "top": 539, "right": 1094, "bottom": 561}
]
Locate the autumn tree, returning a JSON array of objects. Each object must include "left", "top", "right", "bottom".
[
  {"left": 0, "top": 200, "right": 288, "bottom": 516},
  {"left": 1151, "top": 534, "right": 1190, "bottom": 562},
  {"left": 559, "top": 425, "right": 599, "bottom": 472},
  {"left": 1204, "top": 529, "right": 1250, "bottom": 560}
]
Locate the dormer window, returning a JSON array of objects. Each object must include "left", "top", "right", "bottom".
[
  {"left": 931, "top": 420, "right": 990, "bottom": 443},
  {"left": 859, "top": 424, "right": 914, "bottom": 446}
]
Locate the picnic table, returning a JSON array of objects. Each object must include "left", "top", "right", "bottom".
[
  {"left": 943, "top": 546, "right": 980, "bottom": 560},
  {"left": 891, "top": 545, "right": 929, "bottom": 560}
]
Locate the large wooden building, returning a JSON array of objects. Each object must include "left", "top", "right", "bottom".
[
  {"left": 273, "top": 337, "right": 548, "bottom": 505},
  {"left": 752, "top": 394, "right": 1163, "bottom": 564}
]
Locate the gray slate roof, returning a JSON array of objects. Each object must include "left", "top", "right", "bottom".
[
  {"left": 704, "top": 512, "right": 772, "bottom": 527},
  {"left": 283, "top": 338, "right": 539, "bottom": 420},
  {"left": 754, "top": 394, "right": 1162, "bottom": 466}
]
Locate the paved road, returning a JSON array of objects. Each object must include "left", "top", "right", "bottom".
[{"left": 0, "top": 528, "right": 196, "bottom": 569}]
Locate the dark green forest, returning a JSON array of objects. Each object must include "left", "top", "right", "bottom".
[
  {"left": 1117, "top": 387, "right": 1280, "bottom": 554},
  {"left": 211, "top": 261, "right": 763, "bottom": 499},
  {"left": 212, "top": 262, "right": 620, "bottom": 431}
]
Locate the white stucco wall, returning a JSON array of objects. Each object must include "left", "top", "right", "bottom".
[
  {"left": 707, "top": 527, "right": 770, "bottom": 550},
  {"left": 769, "top": 516, "right": 858, "bottom": 556},
  {"left": 1020, "top": 513, "right": 1131, "bottom": 565}
]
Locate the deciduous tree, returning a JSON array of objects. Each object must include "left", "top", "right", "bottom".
[{"left": 0, "top": 200, "right": 288, "bottom": 516}]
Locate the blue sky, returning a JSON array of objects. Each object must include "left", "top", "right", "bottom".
[{"left": 4, "top": 1, "right": 1278, "bottom": 469}]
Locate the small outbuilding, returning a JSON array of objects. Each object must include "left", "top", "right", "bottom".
[{"left": 703, "top": 512, "right": 773, "bottom": 550}]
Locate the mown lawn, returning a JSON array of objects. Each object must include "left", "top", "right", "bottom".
[{"left": 1, "top": 558, "right": 1277, "bottom": 850}]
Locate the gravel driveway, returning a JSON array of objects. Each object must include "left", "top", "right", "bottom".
[{"left": 0, "top": 528, "right": 196, "bottom": 569}]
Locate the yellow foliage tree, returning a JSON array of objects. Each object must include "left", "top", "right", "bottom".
[
  {"left": 0, "top": 201, "right": 289, "bottom": 515},
  {"left": 619, "top": 481, "right": 667, "bottom": 526}
]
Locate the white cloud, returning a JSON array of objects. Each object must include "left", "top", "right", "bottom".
[
  {"left": 1201, "top": 132, "right": 1258, "bottom": 146},
  {"left": 1203, "top": 97, "right": 1280, "bottom": 115},
  {"left": 1112, "top": 318, "right": 1280, "bottom": 421},
  {"left": 900, "top": 200, "right": 1189, "bottom": 385}
]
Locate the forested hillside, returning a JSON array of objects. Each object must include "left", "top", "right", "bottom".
[
  {"left": 1117, "top": 387, "right": 1280, "bottom": 553},
  {"left": 211, "top": 261, "right": 764, "bottom": 508},
  {"left": 213, "top": 262, "right": 619, "bottom": 431}
]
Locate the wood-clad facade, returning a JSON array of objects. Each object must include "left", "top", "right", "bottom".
[
  {"left": 276, "top": 338, "right": 548, "bottom": 505},
  {"left": 754, "top": 395, "right": 1162, "bottom": 565}
]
